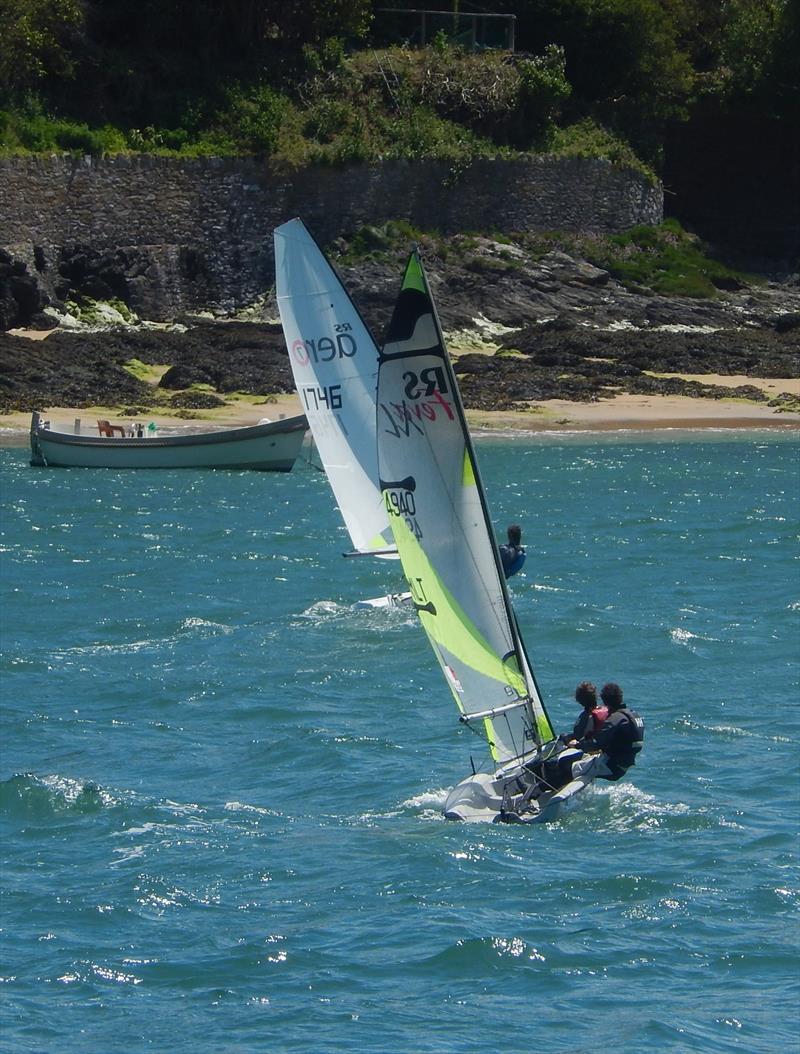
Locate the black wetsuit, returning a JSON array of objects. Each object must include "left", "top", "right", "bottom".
[{"left": 578, "top": 706, "right": 644, "bottom": 780}]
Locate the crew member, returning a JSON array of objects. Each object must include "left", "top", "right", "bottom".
[
  {"left": 564, "top": 681, "right": 608, "bottom": 743},
  {"left": 499, "top": 524, "right": 526, "bottom": 578},
  {"left": 570, "top": 682, "right": 644, "bottom": 782}
]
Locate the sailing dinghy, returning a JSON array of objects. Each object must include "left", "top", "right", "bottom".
[
  {"left": 376, "top": 250, "right": 597, "bottom": 823},
  {"left": 274, "top": 219, "right": 410, "bottom": 609}
]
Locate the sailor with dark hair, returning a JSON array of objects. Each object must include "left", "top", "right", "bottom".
[
  {"left": 499, "top": 524, "right": 526, "bottom": 578},
  {"left": 537, "top": 682, "right": 608, "bottom": 788},
  {"left": 566, "top": 681, "right": 608, "bottom": 743},
  {"left": 570, "top": 682, "right": 644, "bottom": 782},
  {"left": 525, "top": 681, "right": 607, "bottom": 792}
]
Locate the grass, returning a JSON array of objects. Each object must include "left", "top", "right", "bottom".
[
  {"left": 122, "top": 360, "right": 170, "bottom": 384},
  {"left": 582, "top": 219, "right": 755, "bottom": 297},
  {"left": 338, "top": 219, "right": 751, "bottom": 301},
  {"left": 545, "top": 119, "right": 656, "bottom": 183}
]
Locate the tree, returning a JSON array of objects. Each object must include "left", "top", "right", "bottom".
[{"left": 0, "top": 0, "right": 83, "bottom": 100}]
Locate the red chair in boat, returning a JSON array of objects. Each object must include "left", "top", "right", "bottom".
[{"left": 97, "top": 419, "right": 125, "bottom": 437}]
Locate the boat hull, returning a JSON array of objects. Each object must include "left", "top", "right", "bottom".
[
  {"left": 29, "top": 414, "right": 308, "bottom": 471},
  {"left": 443, "top": 752, "right": 596, "bottom": 824},
  {"left": 351, "top": 592, "right": 413, "bottom": 610}
]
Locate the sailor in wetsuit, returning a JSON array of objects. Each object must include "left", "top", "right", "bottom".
[
  {"left": 499, "top": 524, "right": 526, "bottom": 578},
  {"left": 569, "top": 682, "right": 644, "bottom": 782},
  {"left": 537, "top": 682, "right": 608, "bottom": 789}
]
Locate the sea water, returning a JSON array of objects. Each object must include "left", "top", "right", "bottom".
[{"left": 1, "top": 431, "right": 798, "bottom": 1054}]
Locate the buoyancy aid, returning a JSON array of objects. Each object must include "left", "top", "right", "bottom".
[
  {"left": 589, "top": 704, "right": 609, "bottom": 737},
  {"left": 572, "top": 704, "right": 609, "bottom": 741},
  {"left": 583, "top": 706, "right": 644, "bottom": 779},
  {"left": 620, "top": 707, "right": 645, "bottom": 756}
]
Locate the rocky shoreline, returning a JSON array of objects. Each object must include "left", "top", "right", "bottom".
[{"left": 1, "top": 236, "right": 799, "bottom": 422}]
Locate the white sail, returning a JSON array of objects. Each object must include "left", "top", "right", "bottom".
[
  {"left": 376, "top": 251, "right": 555, "bottom": 768},
  {"left": 274, "top": 219, "right": 395, "bottom": 557}
]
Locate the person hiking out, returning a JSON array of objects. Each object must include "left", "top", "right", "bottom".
[
  {"left": 569, "top": 682, "right": 645, "bottom": 782},
  {"left": 499, "top": 524, "right": 525, "bottom": 578}
]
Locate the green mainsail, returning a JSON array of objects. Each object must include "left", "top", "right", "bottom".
[{"left": 377, "top": 253, "right": 554, "bottom": 765}]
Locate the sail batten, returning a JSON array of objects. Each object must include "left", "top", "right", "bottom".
[{"left": 376, "top": 251, "right": 555, "bottom": 767}]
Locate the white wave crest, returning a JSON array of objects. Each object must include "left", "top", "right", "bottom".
[
  {"left": 670, "top": 627, "right": 720, "bottom": 648},
  {"left": 402, "top": 787, "right": 450, "bottom": 810},
  {"left": 180, "top": 617, "right": 233, "bottom": 636}
]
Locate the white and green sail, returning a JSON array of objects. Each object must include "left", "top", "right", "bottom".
[
  {"left": 376, "top": 251, "right": 554, "bottom": 767},
  {"left": 274, "top": 218, "right": 395, "bottom": 557}
]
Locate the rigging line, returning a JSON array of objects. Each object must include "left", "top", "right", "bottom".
[
  {"left": 495, "top": 703, "right": 537, "bottom": 764},
  {"left": 299, "top": 448, "right": 326, "bottom": 472},
  {"left": 501, "top": 705, "right": 530, "bottom": 751},
  {"left": 463, "top": 718, "right": 490, "bottom": 746}
]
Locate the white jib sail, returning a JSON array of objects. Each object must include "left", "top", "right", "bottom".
[
  {"left": 274, "top": 218, "right": 395, "bottom": 557},
  {"left": 376, "top": 251, "right": 555, "bottom": 767}
]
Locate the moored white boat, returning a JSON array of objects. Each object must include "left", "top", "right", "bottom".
[{"left": 29, "top": 411, "right": 308, "bottom": 471}]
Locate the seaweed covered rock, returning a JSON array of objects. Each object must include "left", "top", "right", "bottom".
[
  {"left": 0, "top": 321, "right": 296, "bottom": 413},
  {"left": 0, "top": 250, "right": 47, "bottom": 330}
]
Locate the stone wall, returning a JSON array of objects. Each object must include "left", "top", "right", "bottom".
[{"left": 0, "top": 155, "right": 662, "bottom": 320}]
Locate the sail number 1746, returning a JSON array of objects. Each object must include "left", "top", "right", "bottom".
[{"left": 301, "top": 384, "right": 342, "bottom": 411}]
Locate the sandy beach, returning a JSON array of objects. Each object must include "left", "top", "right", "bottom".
[
  {"left": 2, "top": 320, "right": 799, "bottom": 439},
  {"left": 2, "top": 374, "right": 800, "bottom": 444}
]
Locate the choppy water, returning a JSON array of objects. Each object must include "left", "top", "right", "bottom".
[{"left": 1, "top": 431, "right": 798, "bottom": 1054}]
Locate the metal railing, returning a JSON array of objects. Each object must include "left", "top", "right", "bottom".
[{"left": 375, "top": 8, "right": 516, "bottom": 52}]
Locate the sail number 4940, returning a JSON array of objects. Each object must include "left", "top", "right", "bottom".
[{"left": 384, "top": 488, "right": 423, "bottom": 540}]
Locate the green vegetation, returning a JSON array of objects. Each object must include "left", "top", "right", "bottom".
[
  {"left": 122, "top": 359, "right": 169, "bottom": 384},
  {"left": 0, "top": 1, "right": 794, "bottom": 175},
  {"left": 769, "top": 393, "right": 800, "bottom": 413},
  {"left": 579, "top": 220, "right": 755, "bottom": 297},
  {"left": 337, "top": 218, "right": 755, "bottom": 299},
  {"left": 545, "top": 119, "right": 653, "bottom": 181},
  {"left": 64, "top": 297, "right": 136, "bottom": 324},
  {"left": 337, "top": 219, "right": 426, "bottom": 262}
]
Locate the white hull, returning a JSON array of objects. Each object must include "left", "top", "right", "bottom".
[
  {"left": 29, "top": 413, "right": 308, "bottom": 471},
  {"left": 352, "top": 592, "right": 413, "bottom": 610},
  {"left": 443, "top": 751, "right": 596, "bottom": 823}
]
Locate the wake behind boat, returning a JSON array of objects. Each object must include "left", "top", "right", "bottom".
[
  {"left": 29, "top": 411, "right": 308, "bottom": 471},
  {"left": 376, "top": 250, "right": 603, "bottom": 823},
  {"left": 274, "top": 218, "right": 410, "bottom": 608}
]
